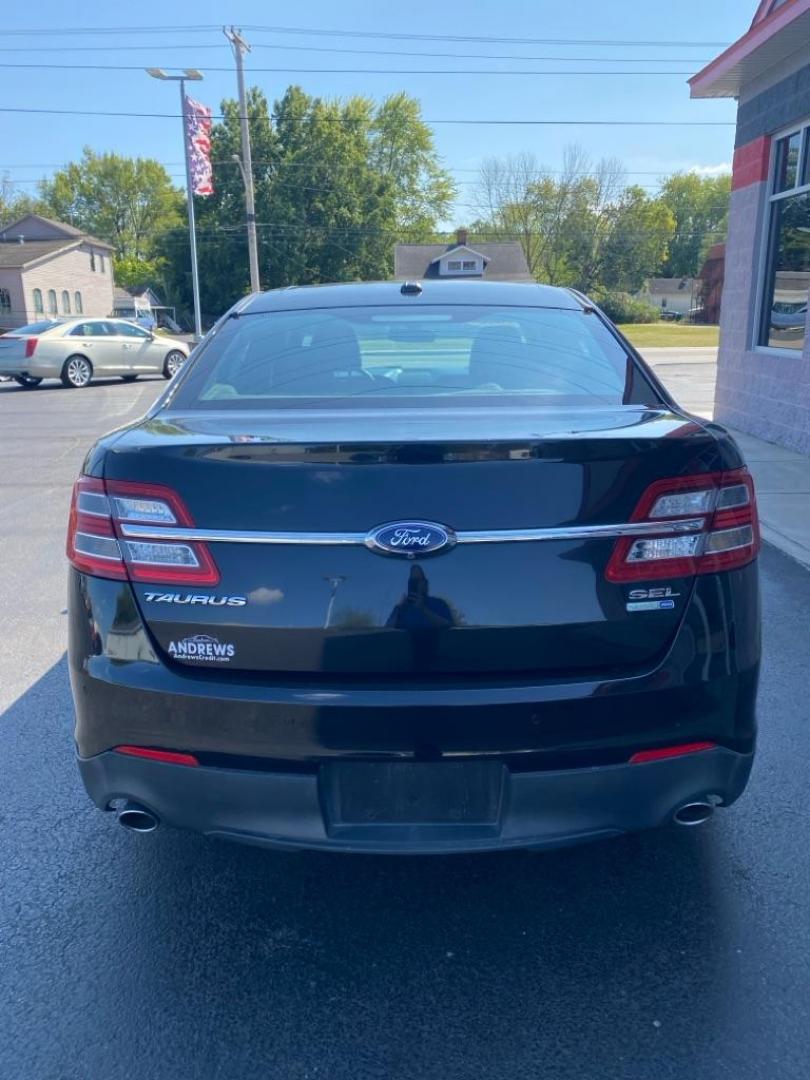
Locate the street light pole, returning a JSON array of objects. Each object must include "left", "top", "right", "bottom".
[
  {"left": 146, "top": 67, "right": 205, "bottom": 341},
  {"left": 224, "top": 26, "right": 261, "bottom": 294}
]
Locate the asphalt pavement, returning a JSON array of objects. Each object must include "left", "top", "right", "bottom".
[{"left": 2, "top": 373, "right": 810, "bottom": 1080}]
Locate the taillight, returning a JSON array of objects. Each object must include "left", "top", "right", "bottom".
[
  {"left": 25, "top": 337, "right": 38, "bottom": 358},
  {"left": 115, "top": 745, "right": 200, "bottom": 767},
  {"left": 629, "top": 741, "right": 716, "bottom": 764},
  {"left": 67, "top": 476, "right": 219, "bottom": 585},
  {"left": 606, "top": 468, "right": 759, "bottom": 582}
]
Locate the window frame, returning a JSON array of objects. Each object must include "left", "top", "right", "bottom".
[
  {"left": 33, "top": 288, "right": 43, "bottom": 314},
  {"left": 754, "top": 119, "right": 810, "bottom": 355},
  {"left": 74, "top": 291, "right": 83, "bottom": 314},
  {"left": 442, "top": 255, "right": 482, "bottom": 276},
  {"left": 61, "top": 289, "right": 71, "bottom": 315},
  {"left": 0, "top": 287, "right": 10, "bottom": 314}
]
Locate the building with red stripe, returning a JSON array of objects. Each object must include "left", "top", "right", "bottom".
[{"left": 691, "top": 0, "right": 810, "bottom": 452}]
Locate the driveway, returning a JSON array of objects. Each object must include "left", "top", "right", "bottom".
[{"left": 640, "top": 346, "right": 718, "bottom": 419}]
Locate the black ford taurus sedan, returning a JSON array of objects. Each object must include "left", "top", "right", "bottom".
[{"left": 67, "top": 280, "right": 760, "bottom": 853}]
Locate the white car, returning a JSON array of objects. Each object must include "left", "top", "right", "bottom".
[{"left": 0, "top": 318, "right": 189, "bottom": 389}]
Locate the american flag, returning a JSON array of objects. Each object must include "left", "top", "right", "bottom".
[{"left": 184, "top": 95, "right": 214, "bottom": 197}]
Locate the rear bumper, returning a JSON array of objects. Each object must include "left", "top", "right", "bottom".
[
  {"left": 78, "top": 746, "right": 753, "bottom": 854},
  {"left": 0, "top": 359, "right": 59, "bottom": 378}
]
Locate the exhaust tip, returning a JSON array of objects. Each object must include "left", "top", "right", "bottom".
[
  {"left": 118, "top": 801, "right": 159, "bottom": 833},
  {"left": 673, "top": 801, "right": 714, "bottom": 827}
]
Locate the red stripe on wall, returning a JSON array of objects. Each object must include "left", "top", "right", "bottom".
[{"left": 732, "top": 136, "right": 771, "bottom": 191}]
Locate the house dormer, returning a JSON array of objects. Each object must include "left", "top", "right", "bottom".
[{"left": 431, "top": 228, "right": 488, "bottom": 277}]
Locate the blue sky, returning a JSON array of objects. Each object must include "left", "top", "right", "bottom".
[{"left": 0, "top": 0, "right": 751, "bottom": 226}]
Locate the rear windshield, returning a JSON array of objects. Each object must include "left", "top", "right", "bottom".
[
  {"left": 171, "top": 305, "right": 656, "bottom": 410},
  {"left": 2, "top": 320, "right": 61, "bottom": 336}
]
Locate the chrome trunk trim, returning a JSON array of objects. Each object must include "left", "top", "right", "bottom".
[{"left": 119, "top": 518, "right": 706, "bottom": 546}]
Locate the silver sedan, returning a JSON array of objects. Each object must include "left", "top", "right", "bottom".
[{"left": 0, "top": 318, "right": 190, "bottom": 389}]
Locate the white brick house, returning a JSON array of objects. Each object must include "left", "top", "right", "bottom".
[{"left": 0, "top": 214, "right": 115, "bottom": 329}]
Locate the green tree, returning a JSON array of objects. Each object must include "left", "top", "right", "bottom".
[
  {"left": 657, "top": 172, "right": 731, "bottom": 277},
  {"left": 113, "top": 254, "right": 168, "bottom": 289},
  {"left": 474, "top": 146, "right": 675, "bottom": 294},
  {"left": 39, "top": 149, "right": 182, "bottom": 259},
  {"left": 158, "top": 86, "right": 454, "bottom": 320},
  {"left": 370, "top": 92, "right": 455, "bottom": 239},
  {"left": 600, "top": 188, "right": 676, "bottom": 292},
  {"left": 264, "top": 88, "right": 396, "bottom": 288}
]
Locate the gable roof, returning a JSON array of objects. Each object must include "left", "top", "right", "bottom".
[
  {"left": 643, "top": 277, "right": 697, "bottom": 296},
  {"left": 395, "top": 241, "right": 533, "bottom": 282},
  {"left": 0, "top": 213, "right": 115, "bottom": 251},
  {"left": 0, "top": 238, "right": 81, "bottom": 269},
  {"left": 429, "top": 243, "right": 488, "bottom": 265},
  {"left": 114, "top": 284, "right": 158, "bottom": 301}
]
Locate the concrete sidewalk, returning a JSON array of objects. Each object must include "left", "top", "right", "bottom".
[{"left": 643, "top": 347, "right": 810, "bottom": 570}]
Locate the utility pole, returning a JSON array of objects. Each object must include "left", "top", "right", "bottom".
[{"left": 223, "top": 26, "right": 261, "bottom": 294}]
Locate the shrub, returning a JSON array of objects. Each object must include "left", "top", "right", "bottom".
[{"left": 591, "top": 290, "right": 659, "bottom": 324}]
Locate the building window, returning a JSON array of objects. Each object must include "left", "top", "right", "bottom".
[
  {"left": 0, "top": 287, "right": 10, "bottom": 314},
  {"left": 90, "top": 251, "right": 96, "bottom": 272},
  {"left": 759, "top": 125, "right": 810, "bottom": 351},
  {"left": 445, "top": 257, "right": 481, "bottom": 274},
  {"left": 47, "top": 289, "right": 58, "bottom": 314},
  {"left": 33, "top": 288, "right": 43, "bottom": 314},
  {"left": 99, "top": 253, "right": 105, "bottom": 273},
  {"left": 74, "top": 291, "right": 83, "bottom": 314},
  {"left": 61, "top": 290, "right": 71, "bottom": 314}
]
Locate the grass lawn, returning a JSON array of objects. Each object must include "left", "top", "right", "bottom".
[{"left": 616, "top": 323, "right": 720, "bottom": 348}]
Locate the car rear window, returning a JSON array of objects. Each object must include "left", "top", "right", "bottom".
[{"left": 171, "top": 305, "right": 657, "bottom": 410}]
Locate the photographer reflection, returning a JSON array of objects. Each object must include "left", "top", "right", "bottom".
[{"left": 387, "top": 564, "right": 457, "bottom": 668}]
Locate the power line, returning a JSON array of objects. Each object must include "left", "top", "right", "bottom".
[
  {"left": 0, "top": 161, "right": 730, "bottom": 177},
  {"left": 244, "top": 43, "right": 714, "bottom": 64},
  {"left": 0, "top": 25, "right": 223, "bottom": 36},
  {"left": 0, "top": 106, "right": 735, "bottom": 126},
  {"left": 241, "top": 25, "right": 729, "bottom": 49},
  {"left": 0, "top": 43, "right": 229, "bottom": 53},
  {"left": 0, "top": 62, "right": 701, "bottom": 75},
  {"left": 0, "top": 24, "right": 731, "bottom": 47},
  {"left": 8, "top": 177, "right": 732, "bottom": 207},
  {"left": 0, "top": 43, "right": 713, "bottom": 63}
]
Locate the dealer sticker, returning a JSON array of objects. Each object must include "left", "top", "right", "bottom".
[{"left": 167, "top": 634, "right": 235, "bottom": 663}]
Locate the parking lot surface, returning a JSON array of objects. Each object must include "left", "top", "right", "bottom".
[{"left": 2, "top": 375, "right": 810, "bottom": 1080}]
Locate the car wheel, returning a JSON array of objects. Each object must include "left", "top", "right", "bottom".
[
  {"left": 61, "top": 355, "right": 93, "bottom": 389},
  {"left": 121, "top": 375, "right": 138, "bottom": 383},
  {"left": 163, "top": 350, "right": 185, "bottom": 379},
  {"left": 13, "top": 374, "right": 43, "bottom": 389}
]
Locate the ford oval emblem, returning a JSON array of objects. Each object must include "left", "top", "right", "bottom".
[{"left": 366, "top": 521, "right": 456, "bottom": 558}]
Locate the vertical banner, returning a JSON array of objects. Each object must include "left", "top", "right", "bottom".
[{"left": 184, "top": 95, "right": 214, "bottom": 197}]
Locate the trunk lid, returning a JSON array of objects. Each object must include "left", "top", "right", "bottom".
[{"left": 103, "top": 405, "right": 724, "bottom": 678}]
